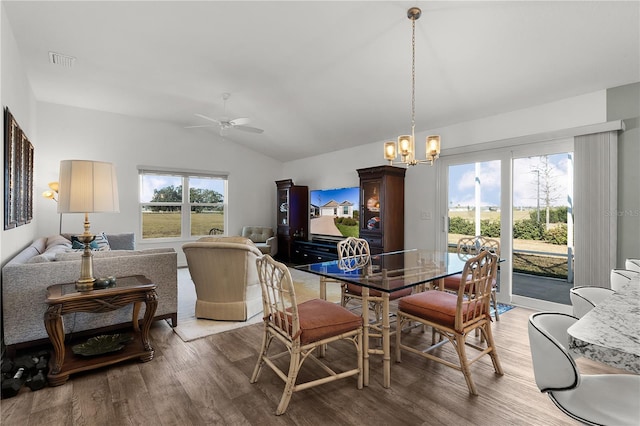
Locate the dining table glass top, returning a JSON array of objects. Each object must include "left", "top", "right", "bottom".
[{"left": 295, "top": 249, "right": 470, "bottom": 293}]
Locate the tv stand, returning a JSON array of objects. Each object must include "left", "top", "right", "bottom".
[{"left": 292, "top": 240, "right": 339, "bottom": 264}]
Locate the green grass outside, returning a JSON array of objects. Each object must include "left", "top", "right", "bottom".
[
  {"left": 142, "top": 212, "right": 224, "bottom": 238},
  {"left": 144, "top": 210, "right": 569, "bottom": 279},
  {"left": 336, "top": 223, "right": 359, "bottom": 238}
]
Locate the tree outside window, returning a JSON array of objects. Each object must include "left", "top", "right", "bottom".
[{"left": 139, "top": 170, "right": 227, "bottom": 239}]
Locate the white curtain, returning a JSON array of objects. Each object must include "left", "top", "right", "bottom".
[{"left": 573, "top": 131, "right": 618, "bottom": 287}]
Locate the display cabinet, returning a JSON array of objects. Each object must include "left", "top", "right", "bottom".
[
  {"left": 275, "top": 179, "right": 308, "bottom": 262},
  {"left": 357, "top": 166, "right": 406, "bottom": 254}
]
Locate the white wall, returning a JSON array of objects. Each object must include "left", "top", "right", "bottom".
[
  {"left": 35, "top": 102, "right": 282, "bottom": 266},
  {"left": 1, "top": 4, "right": 38, "bottom": 264},
  {"left": 607, "top": 83, "right": 640, "bottom": 264},
  {"left": 283, "top": 91, "right": 608, "bottom": 250}
]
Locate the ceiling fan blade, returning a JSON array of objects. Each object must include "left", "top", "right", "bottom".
[
  {"left": 234, "top": 125, "right": 264, "bottom": 134},
  {"left": 229, "top": 117, "right": 250, "bottom": 126},
  {"left": 194, "top": 113, "right": 222, "bottom": 125},
  {"left": 184, "top": 124, "right": 217, "bottom": 129}
]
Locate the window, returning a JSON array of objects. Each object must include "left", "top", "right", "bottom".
[{"left": 139, "top": 168, "right": 227, "bottom": 239}]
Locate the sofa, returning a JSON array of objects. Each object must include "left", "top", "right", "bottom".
[
  {"left": 2, "top": 233, "right": 178, "bottom": 353},
  {"left": 182, "top": 236, "right": 263, "bottom": 321},
  {"left": 241, "top": 226, "right": 277, "bottom": 256}
]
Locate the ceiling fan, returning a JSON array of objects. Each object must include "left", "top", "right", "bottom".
[{"left": 186, "top": 93, "right": 264, "bottom": 135}]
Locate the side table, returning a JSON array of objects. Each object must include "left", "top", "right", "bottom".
[{"left": 44, "top": 275, "right": 157, "bottom": 386}]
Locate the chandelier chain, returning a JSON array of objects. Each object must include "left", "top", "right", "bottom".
[
  {"left": 411, "top": 16, "right": 416, "bottom": 133},
  {"left": 383, "top": 7, "right": 440, "bottom": 168}
]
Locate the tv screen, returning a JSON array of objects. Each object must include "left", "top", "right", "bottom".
[{"left": 309, "top": 186, "right": 359, "bottom": 239}]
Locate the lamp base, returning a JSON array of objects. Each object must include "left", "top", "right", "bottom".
[{"left": 76, "top": 234, "right": 96, "bottom": 292}]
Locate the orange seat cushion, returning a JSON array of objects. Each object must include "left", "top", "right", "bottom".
[
  {"left": 442, "top": 274, "right": 496, "bottom": 292},
  {"left": 398, "top": 291, "right": 487, "bottom": 332},
  {"left": 442, "top": 273, "right": 463, "bottom": 291},
  {"left": 295, "top": 299, "right": 363, "bottom": 344}
]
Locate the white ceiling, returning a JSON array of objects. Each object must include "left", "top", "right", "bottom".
[{"left": 4, "top": 1, "right": 639, "bottom": 162}]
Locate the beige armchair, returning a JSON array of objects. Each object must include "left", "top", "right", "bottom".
[
  {"left": 182, "top": 236, "right": 263, "bottom": 321},
  {"left": 241, "top": 226, "right": 277, "bottom": 256}
]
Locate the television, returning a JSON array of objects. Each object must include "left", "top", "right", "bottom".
[{"left": 309, "top": 186, "right": 360, "bottom": 241}]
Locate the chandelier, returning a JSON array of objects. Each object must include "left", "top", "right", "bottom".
[{"left": 384, "top": 7, "right": 441, "bottom": 167}]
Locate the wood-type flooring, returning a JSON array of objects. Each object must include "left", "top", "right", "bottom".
[{"left": 1, "top": 306, "right": 625, "bottom": 425}]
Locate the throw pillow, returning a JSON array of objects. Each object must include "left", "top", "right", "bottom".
[
  {"left": 70, "top": 232, "right": 111, "bottom": 251},
  {"left": 93, "top": 232, "right": 111, "bottom": 251}
]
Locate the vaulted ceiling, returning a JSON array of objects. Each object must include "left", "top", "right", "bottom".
[{"left": 4, "top": 1, "right": 639, "bottom": 161}]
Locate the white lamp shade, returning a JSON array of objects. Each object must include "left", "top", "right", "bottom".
[{"left": 57, "top": 160, "right": 120, "bottom": 213}]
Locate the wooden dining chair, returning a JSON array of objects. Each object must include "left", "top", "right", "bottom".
[
  {"left": 395, "top": 250, "right": 503, "bottom": 395},
  {"left": 442, "top": 236, "right": 501, "bottom": 320},
  {"left": 250, "top": 255, "right": 363, "bottom": 415},
  {"left": 337, "top": 237, "right": 412, "bottom": 320}
]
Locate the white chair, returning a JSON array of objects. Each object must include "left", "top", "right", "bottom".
[
  {"left": 569, "top": 286, "right": 615, "bottom": 318},
  {"left": 610, "top": 269, "right": 640, "bottom": 292},
  {"left": 528, "top": 312, "right": 640, "bottom": 426},
  {"left": 625, "top": 258, "right": 640, "bottom": 273}
]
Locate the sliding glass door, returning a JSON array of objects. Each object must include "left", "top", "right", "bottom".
[
  {"left": 511, "top": 152, "right": 574, "bottom": 305},
  {"left": 440, "top": 138, "right": 574, "bottom": 312}
]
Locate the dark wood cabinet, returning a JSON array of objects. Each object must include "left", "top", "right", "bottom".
[
  {"left": 357, "top": 166, "right": 406, "bottom": 254},
  {"left": 275, "top": 179, "right": 308, "bottom": 262},
  {"left": 292, "top": 240, "right": 338, "bottom": 264}
]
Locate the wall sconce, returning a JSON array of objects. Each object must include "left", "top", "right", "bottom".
[{"left": 42, "top": 181, "right": 62, "bottom": 234}]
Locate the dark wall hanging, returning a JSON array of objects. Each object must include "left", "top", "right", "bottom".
[{"left": 4, "top": 107, "right": 34, "bottom": 229}]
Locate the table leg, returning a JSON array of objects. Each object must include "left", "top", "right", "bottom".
[
  {"left": 132, "top": 301, "right": 141, "bottom": 332},
  {"left": 44, "top": 304, "right": 69, "bottom": 385},
  {"left": 319, "top": 276, "right": 327, "bottom": 300},
  {"left": 139, "top": 290, "right": 158, "bottom": 362},
  {"left": 362, "top": 287, "right": 370, "bottom": 387},
  {"left": 382, "top": 293, "right": 391, "bottom": 389}
]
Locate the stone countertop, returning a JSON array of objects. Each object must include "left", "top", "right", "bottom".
[{"left": 568, "top": 276, "right": 640, "bottom": 373}]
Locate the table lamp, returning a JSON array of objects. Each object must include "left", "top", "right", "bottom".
[{"left": 57, "top": 160, "right": 119, "bottom": 291}]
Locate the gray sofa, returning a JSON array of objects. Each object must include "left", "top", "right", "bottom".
[{"left": 2, "top": 233, "right": 178, "bottom": 353}]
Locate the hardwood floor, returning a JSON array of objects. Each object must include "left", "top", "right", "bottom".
[{"left": 1, "top": 306, "right": 625, "bottom": 425}]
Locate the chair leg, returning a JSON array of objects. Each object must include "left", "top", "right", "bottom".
[
  {"left": 341, "top": 285, "right": 348, "bottom": 307},
  {"left": 453, "top": 333, "right": 478, "bottom": 396},
  {"left": 491, "top": 288, "right": 500, "bottom": 321},
  {"left": 395, "top": 312, "right": 405, "bottom": 363},
  {"left": 276, "top": 347, "right": 302, "bottom": 415},
  {"left": 482, "top": 323, "right": 504, "bottom": 375},
  {"left": 250, "top": 326, "right": 271, "bottom": 383}
]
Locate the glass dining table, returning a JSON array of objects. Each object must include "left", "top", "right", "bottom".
[{"left": 295, "top": 249, "right": 470, "bottom": 388}]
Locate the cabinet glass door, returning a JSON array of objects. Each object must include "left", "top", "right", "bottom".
[
  {"left": 277, "top": 189, "right": 289, "bottom": 226},
  {"left": 361, "top": 181, "right": 381, "bottom": 233}
]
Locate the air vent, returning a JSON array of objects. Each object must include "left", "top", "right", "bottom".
[{"left": 48, "top": 51, "right": 76, "bottom": 68}]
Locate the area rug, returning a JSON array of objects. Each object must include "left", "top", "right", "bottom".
[
  {"left": 493, "top": 302, "right": 516, "bottom": 317},
  {"left": 173, "top": 267, "right": 340, "bottom": 342}
]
